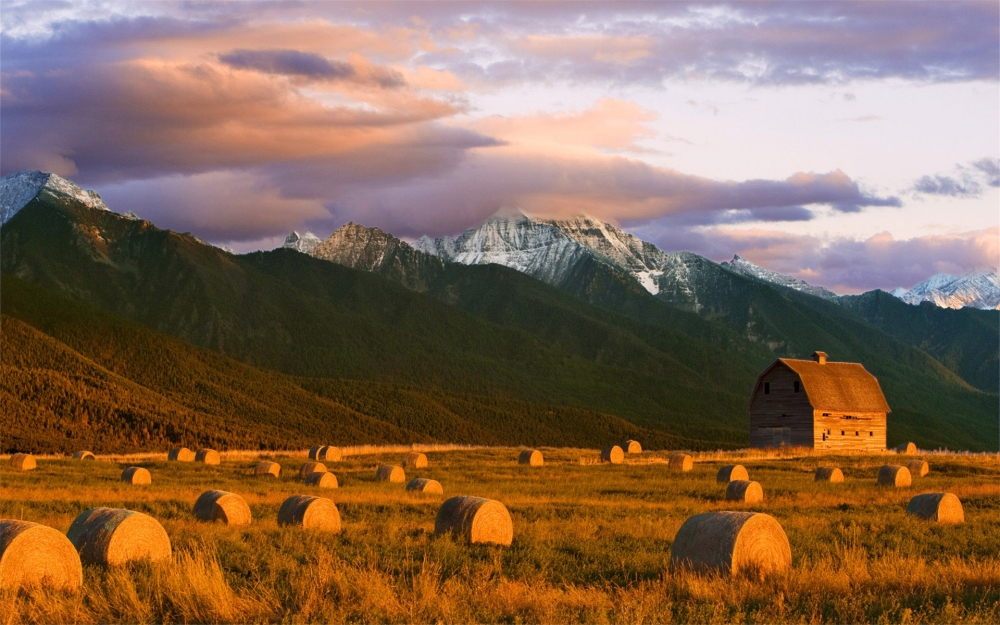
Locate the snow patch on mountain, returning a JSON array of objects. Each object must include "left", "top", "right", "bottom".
[
  {"left": 1, "top": 170, "right": 109, "bottom": 225},
  {"left": 281, "top": 231, "right": 321, "bottom": 253},
  {"left": 721, "top": 255, "right": 838, "bottom": 299},
  {"left": 891, "top": 271, "right": 1000, "bottom": 310}
]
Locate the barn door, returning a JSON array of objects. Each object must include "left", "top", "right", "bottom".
[{"left": 773, "top": 427, "right": 791, "bottom": 447}]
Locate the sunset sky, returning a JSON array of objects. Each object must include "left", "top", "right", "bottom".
[{"left": 2, "top": 1, "right": 997, "bottom": 293}]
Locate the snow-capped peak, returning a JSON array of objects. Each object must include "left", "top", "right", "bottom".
[
  {"left": 891, "top": 271, "right": 1000, "bottom": 310},
  {"left": 1, "top": 170, "right": 110, "bottom": 225},
  {"left": 281, "top": 230, "right": 321, "bottom": 254},
  {"left": 721, "top": 255, "right": 838, "bottom": 299}
]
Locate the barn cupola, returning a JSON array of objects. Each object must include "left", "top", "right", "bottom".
[{"left": 811, "top": 351, "right": 828, "bottom": 364}]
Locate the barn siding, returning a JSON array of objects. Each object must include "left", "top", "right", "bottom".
[
  {"left": 748, "top": 366, "right": 815, "bottom": 448},
  {"left": 814, "top": 410, "right": 886, "bottom": 451}
]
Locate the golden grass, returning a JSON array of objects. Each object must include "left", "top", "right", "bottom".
[{"left": 0, "top": 447, "right": 997, "bottom": 624}]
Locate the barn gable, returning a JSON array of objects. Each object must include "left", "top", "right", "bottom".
[{"left": 747, "top": 355, "right": 891, "bottom": 413}]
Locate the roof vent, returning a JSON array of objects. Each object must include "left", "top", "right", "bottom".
[{"left": 812, "top": 351, "right": 828, "bottom": 365}]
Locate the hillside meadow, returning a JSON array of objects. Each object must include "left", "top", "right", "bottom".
[{"left": 1, "top": 446, "right": 998, "bottom": 624}]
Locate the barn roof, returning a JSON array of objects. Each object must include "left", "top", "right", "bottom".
[{"left": 748, "top": 358, "right": 891, "bottom": 413}]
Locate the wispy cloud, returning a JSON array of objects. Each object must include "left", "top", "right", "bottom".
[{"left": 909, "top": 157, "right": 1000, "bottom": 198}]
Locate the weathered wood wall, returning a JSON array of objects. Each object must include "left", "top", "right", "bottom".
[
  {"left": 814, "top": 410, "right": 886, "bottom": 452},
  {"left": 748, "top": 366, "right": 814, "bottom": 448}
]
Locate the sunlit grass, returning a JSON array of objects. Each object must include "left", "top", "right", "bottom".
[{"left": 1, "top": 447, "right": 998, "bottom": 623}]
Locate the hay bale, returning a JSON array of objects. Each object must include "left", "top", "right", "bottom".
[
  {"left": 895, "top": 442, "right": 917, "bottom": 454},
  {"left": 907, "top": 460, "right": 929, "bottom": 477},
  {"left": 193, "top": 490, "right": 252, "bottom": 526},
  {"left": 308, "top": 446, "right": 322, "bottom": 460},
  {"left": 120, "top": 467, "right": 151, "bottom": 485},
  {"left": 622, "top": 440, "right": 642, "bottom": 454},
  {"left": 406, "top": 478, "right": 443, "bottom": 494},
  {"left": 403, "top": 452, "right": 428, "bottom": 469},
  {"left": 10, "top": 453, "right": 36, "bottom": 471},
  {"left": 726, "top": 480, "right": 764, "bottom": 503},
  {"left": 168, "top": 447, "right": 195, "bottom": 462},
  {"left": 254, "top": 461, "right": 281, "bottom": 478},
  {"left": 67, "top": 508, "right": 171, "bottom": 566},
  {"left": 299, "top": 462, "right": 327, "bottom": 479},
  {"left": 434, "top": 496, "right": 513, "bottom": 546},
  {"left": 376, "top": 465, "right": 405, "bottom": 482},
  {"left": 73, "top": 451, "right": 96, "bottom": 461},
  {"left": 305, "top": 471, "right": 338, "bottom": 488},
  {"left": 670, "top": 511, "right": 791, "bottom": 577},
  {"left": 0, "top": 520, "right": 83, "bottom": 591},
  {"left": 716, "top": 465, "right": 749, "bottom": 483},
  {"left": 878, "top": 465, "right": 911, "bottom": 487},
  {"left": 669, "top": 453, "right": 693, "bottom": 472},
  {"left": 518, "top": 449, "right": 543, "bottom": 466},
  {"left": 316, "top": 446, "right": 342, "bottom": 462},
  {"left": 814, "top": 467, "right": 844, "bottom": 483},
  {"left": 195, "top": 449, "right": 220, "bottom": 465},
  {"left": 277, "top": 495, "right": 341, "bottom": 531},
  {"left": 907, "top": 492, "right": 964, "bottom": 524},
  {"left": 601, "top": 445, "right": 624, "bottom": 464}
]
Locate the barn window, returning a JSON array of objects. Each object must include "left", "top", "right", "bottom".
[
  {"left": 793, "top": 381, "right": 800, "bottom": 393},
  {"left": 764, "top": 382, "right": 770, "bottom": 394},
  {"left": 869, "top": 432, "right": 874, "bottom": 436},
  {"left": 855, "top": 431, "right": 859, "bottom": 436},
  {"left": 841, "top": 431, "right": 845, "bottom": 436}
]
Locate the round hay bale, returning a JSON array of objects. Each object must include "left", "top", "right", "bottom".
[
  {"left": 670, "top": 511, "right": 791, "bottom": 577},
  {"left": 316, "top": 446, "right": 342, "bottom": 462},
  {"left": 622, "top": 440, "right": 642, "bottom": 454},
  {"left": 254, "top": 461, "right": 281, "bottom": 478},
  {"left": 305, "top": 471, "right": 338, "bottom": 488},
  {"left": 67, "top": 508, "right": 171, "bottom": 566},
  {"left": 907, "top": 492, "right": 964, "bottom": 524},
  {"left": 434, "top": 496, "right": 513, "bottom": 546},
  {"left": 195, "top": 449, "right": 220, "bottom": 465},
  {"left": 878, "top": 465, "right": 911, "bottom": 487},
  {"left": 10, "top": 453, "right": 36, "bottom": 471},
  {"left": 406, "top": 478, "right": 443, "bottom": 494},
  {"left": 168, "top": 447, "right": 195, "bottom": 462},
  {"left": 308, "top": 446, "right": 322, "bottom": 460},
  {"left": 299, "top": 462, "right": 327, "bottom": 479},
  {"left": 669, "top": 453, "right": 693, "bottom": 472},
  {"left": 895, "top": 442, "right": 917, "bottom": 454},
  {"left": 814, "top": 467, "right": 844, "bottom": 483},
  {"left": 0, "top": 520, "right": 83, "bottom": 591},
  {"left": 907, "top": 460, "right": 929, "bottom": 477},
  {"left": 601, "top": 445, "right": 624, "bottom": 464},
  {"left": 277, "top": 495, "right": 341, "bottom": 531},
  {"left": 726, "top": 480, "right": 764, "bottom": 503},
  {"left": 518, "top": 449, "right": 543, "bottom": 466},
  {"left": 402, "top": 451, "right": 428, "bottom": 469},
  {"left": 193, "top": 490, "right": 252, "bottom": 526},
  {"left": 120, "top": 467, "right": 151, "bottom": 485},
  {"left": 376, "top": 465, "right": 405, "bottom": 482},
  {"left": 73, "top": 451, "right": 96, "bottom": 461},
  {"left": 716, "top": 465, "right": 749, "bottom": 483}
]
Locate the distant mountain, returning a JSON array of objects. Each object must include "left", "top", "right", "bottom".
[
  {"left": 282, "top": 230, "right": 322, "bottom": 254},
  {"left": 721, "top": 254, "right": 838, "bottom": 299},
  {"left": 4, "top": 171, "right": 997, "bottom": 451},
  {"left": 890, "top": 271, "right": 1000, "bottom": 310},
  {"left": 1, "top": 170, "right": 109, "bottom": 225}
]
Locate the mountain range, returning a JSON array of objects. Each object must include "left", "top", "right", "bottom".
[{"left": 2, "top": 171, "right": 997, "bottom": 453}]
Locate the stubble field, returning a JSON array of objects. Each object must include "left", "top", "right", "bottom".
[{"left": 1, "top": 446, "right": 998, "bottom": 624}]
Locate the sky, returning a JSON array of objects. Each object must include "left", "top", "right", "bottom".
[{"left": 1, "top": 1, "right": 998, "bottom": 293}]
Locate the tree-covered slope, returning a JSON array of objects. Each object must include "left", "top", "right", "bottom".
[{"left": 2, "top": 277, "right": 664, "bottom": 453}]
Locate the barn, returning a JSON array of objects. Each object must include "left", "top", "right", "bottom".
[{"left": 747, "top": 351, "right": 889, "bottom": 451}]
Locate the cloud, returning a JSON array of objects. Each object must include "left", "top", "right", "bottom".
[
  {"left": 909, "top": 157, "right": 1000, "bottom": 198},
  {"left": 219, "top": 48, "right": 356, "bottom": 79},
  {"left": 838, "top": 115, "right": 882, "bottom": 122}
]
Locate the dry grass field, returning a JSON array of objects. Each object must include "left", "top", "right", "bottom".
[{"left": 1, "top": 446, "right": 998, "bottom": 624}]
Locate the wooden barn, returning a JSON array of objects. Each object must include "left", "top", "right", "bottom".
[{"left": 747, "top": 351, "right": 889, "bottom": 451}]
